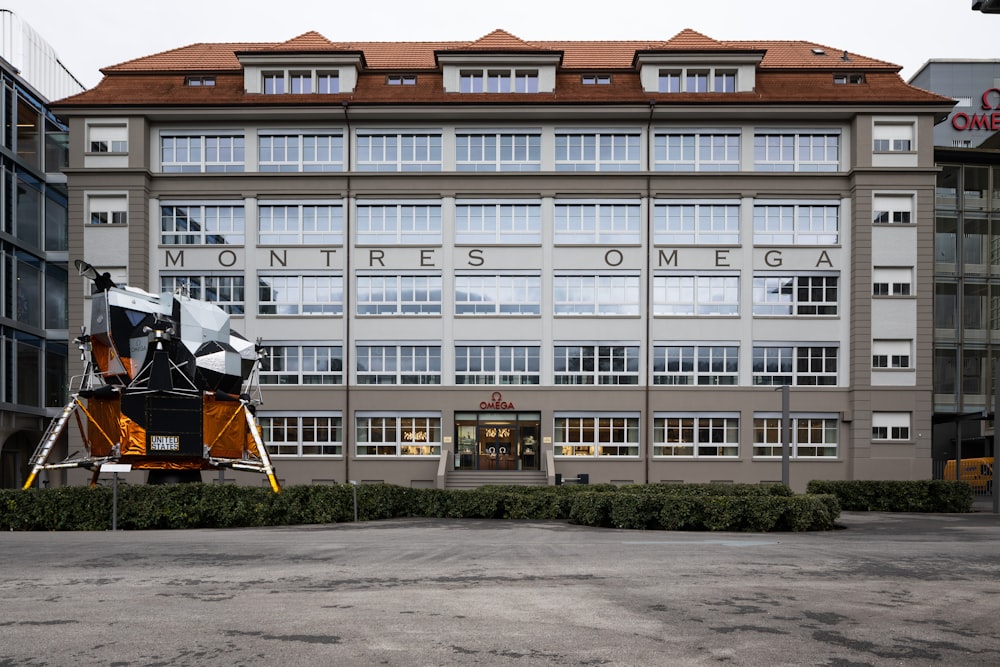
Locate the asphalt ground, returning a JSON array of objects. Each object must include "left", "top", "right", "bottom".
[{"left": 2, "top": 510, "right": 1000, "bottom": 667}]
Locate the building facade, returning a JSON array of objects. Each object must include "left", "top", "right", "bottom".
[
  {"left": 51, "top": 29, "right": 952, "bottom": 490},
  {"left": 910, "top": 61, "right": 1000, "bottom": 468},
  {"left": 0, "top": 10, "right": 82, "bottom": 488}
]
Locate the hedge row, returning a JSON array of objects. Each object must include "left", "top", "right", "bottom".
[
  {"left": 805, "top": 480, "right": 973, "bottom": 513},
  {"left": 0, "top": 482, "right": 838, "bottom": 532}
]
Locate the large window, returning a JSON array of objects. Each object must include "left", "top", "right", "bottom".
[
  {"left": 455, "top": 131, "right": 540, "bottom": 171},
  {"left": 554, "top": 345, "right": 639, "bottom": 385},
  {"left": 356, "top": 131, "right": 441, "bottom": 172},
  {"left": 460, "top": 69, "right": 538, "bottom": 93},
  {"left": 553, "top": 414, "right": 640, "bottom": 457},
  {"left": 554, "top": 131, "right": 641, "bottom": 171},
  {"left": 872, "top": 412, "right": 911, "bottom": 441},
  {"left": 653, "top": 274, "right": 739, "bottom": 316},
  {"left": 257, "top": 274, "right": 343, "bottom": 315},
  {"left": 653, "top": 202, "right": 739, "bottom": 244},
  {"left": 355, "top": 201, "right": 442, "bottom": 244},
  {"left": 455, "top": 201, "right": 541, "bottom": 244},
  {"left": 653, "top": 345, "right": 738, "bottom": 385},
  {"left": 455, "top": 345, "right": 540, "bottom": 385},
  {"left": 259, "top": 345, "right": 343, "bottom": 385},
  {"left": 355, "top": 414, "right": 441, "bottom": 456},
  {"left": 753, "top": 131, "right": 840, "bottom": 171},
  {"left": 260, "top": 413, "right": 342, "bottom": 456},
  {"left": 653, "top": 414, "right": 739, "bottom": 457},
  {"left": 356, "top": 345, "right": 441, "bottom": 384},
  {"left": 752, "top": 274, "right": 839, "bottom": 316},
  {"left": 554, "top": 201, "right": 641, "bottom": 244},
  {"left": 455, "top": 274, "right": 541, "bottom": 315},
  {"left": 258, "top": 132, "right": 344, "bottom": 172},
  {"left": 553, "top": 274, "right": 640, "bottom": 315},
  {"left": 161, "top": 133, "right": 244, "bottom": 172},
  {"left": 160, "top": 274, "right": 245, "bottom": 314},
  {"left": 356, "top": 274, "right": 442, "bottom": 315},
  {"left": 752, "top": 345, "right": 838, "bottom": 386},
  {"left": 654, "top": 131, "right": 739, "bottom": 171},
  {"left": 258, "top": 202, "right": 343, "bottom": 245},
  {"left": 753, "top": 415, "right": 838, "bottom": 457},
  {"left": 753, "top": 202, "right": 840, "bottom": 244},
  {"left": 160, "top": 202, "right": 244, "bottom": 245}
]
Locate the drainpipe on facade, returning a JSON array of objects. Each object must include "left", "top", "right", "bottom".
[
  {"left": 644, "top": 99, "right": 655, "bottom": 485},
  {"left": 343, "top": 101, "right": 352, "bottom": 486}
]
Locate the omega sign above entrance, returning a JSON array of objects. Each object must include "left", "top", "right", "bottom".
[
  {"left": 951, "top": 88, "right": 1000, "bottom": 131},
  {"left": 480, "top": 391, "right": 515, "bottom": 410}
]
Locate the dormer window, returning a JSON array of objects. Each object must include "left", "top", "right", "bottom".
[
  {"left": 186, "top": 76, "right": 216, "bottom": 87},
  {"left": 582, "top": 75, "right": 611, "bottom": 85},
  {"left": 262, "top": 69, "right": 342, "bottom": 94},
  {"left": 834, "top": 74, "right": 865, "bottom": 85},
  {"left": 460, "top": 68, "right": 539, "bottom": 93},
  {"left": 658, "top": 67, "right": 738, "bottom": 93},
  {"left": 387, "top": 75, "right": 417, "bottom": 86}
]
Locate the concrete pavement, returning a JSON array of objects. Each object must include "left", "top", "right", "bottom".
[{"left": 2, "top": 511, "right": 1000, "bottom": 666}]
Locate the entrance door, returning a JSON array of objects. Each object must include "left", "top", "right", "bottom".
[{"left": 479, "top": 421, "right": 517, "bottom": 470}]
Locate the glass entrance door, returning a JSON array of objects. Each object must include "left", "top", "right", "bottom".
[{"left": 455, "top": 412, "right": 541, "bottom": 471}]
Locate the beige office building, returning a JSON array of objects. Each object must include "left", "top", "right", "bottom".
[{"left": 52, "top": 29, "right": 952, "bottom": 491}]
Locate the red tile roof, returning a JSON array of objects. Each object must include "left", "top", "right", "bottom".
[{"left": 54, "top": 29, "right": 952, "bottom": 107}]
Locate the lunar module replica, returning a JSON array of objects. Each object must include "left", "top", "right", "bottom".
[{"left": 23, "top": 261, "right": 281, "bottom": 492}]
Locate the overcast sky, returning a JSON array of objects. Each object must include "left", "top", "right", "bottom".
[{"left": 6, "top": 0, "right": 1000, "bottom": 90}]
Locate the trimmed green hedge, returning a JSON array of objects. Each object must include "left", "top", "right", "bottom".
[
  {"left": 805, "top": 480, "right": 973, "bottom": 513},
  {"left": 0, "top": 482, "right": 838, "bottom": 532}
]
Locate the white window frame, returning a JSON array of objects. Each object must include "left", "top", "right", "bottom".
[
  {"left": 87, "top": 123, "right": 127, "bottom": 153},
  {"left": 554, "top": 130, "right": 641, "bottom": 171},
  {"left": 356, "top": 273, "right": 442, "bottom": 316},
  {"left": 872, "top": 193, "right": 914, "bottom": 224},
  {"left": 257, "top": 200, "right": 344, "bottom": 245},
  {"left": 653, "top": 413, "right": 740, "bottom": 458},
  {"left": 160, "top": 132, "right": 245, "bottom": 173},
  {"left": 159, "top": 273, "right": 245, "bottom": 315},
  {"left": 872, "top": 412, "right": 912, "bottom": 442},
  {"left": 257, "top": 273, "right": 343, "bottom": 316},
  {"left": 459, "top": 68, "right": 539, "bottom": 93},
  {"left": 159, "top": 201, "right": 244, "bottom": 245},
  {"left": 657, "top": 67, "right": 738, "bottom": 93},
  {"left": 553, "top": 273, "right": 641, "bottom": 316},
  {"left": 259, "top": 412, "right": 343, "bottom": 457},
  {"left": 653, "top": 201, "right": 740, "bottom": 244},
  {"left": 873, "top": 121, "right": 915, "bottom": 153},
  {"left": 355, "top": 130, "right": 442, "bottom": 172},
  {"left": 355, "top": 413, "right": 442, "bottom": 457},
  {"left": 873, "top": 267, "right": 913, "bottom": 297},
  {"left": 554, "top": 200, "right": 642, "bottom": 244},
  {"left": 259, "top": 344, "right": 343, "bottom": 385},
  {"left": 258, "top": 131, "right": 344, "bottom": 172},
  {"left": 356, "top": 344, "right": 441, "bottom": 385},
  {"left": 553, "top": 344, "right": 640, "bottom": 386},
  {"left": 455, "top": 344, "right": 540, "bottom": 385},
  {"left": 262, "top": 69, "right": 341, "bottom": 95},
  {"left": 752, "top": 345, "right": 839, "bottom": 386},
  {"left": 653, "top": 273, "right": 740, "bottom": 316},
  {"left": 553, "top": 414, "right": 640, "bottom": 457},
  {"left": 355, "top": 200, "right": 443, "bottom": 244},
  {"left": 455, "top": 131, "right": 541, "bottom": 172},
  {"left": 455, "top": 200, "right": 541, "bottom": 244},
  {"left": 654, "top": 130, "right": 740, "bottom": 171},
  {"left": 753, "top": 130, "right": 840, "bottom": 172},
  {"left": 455, "top": 273, "right": 541, "bottom": 315},
  {"left": 753, "top": 414, "right": 839, "bottom": 457},
  {"left": 653, "top": 344, "right": 739, "bottom": 386},
  {"left": 752, "top": 273, "right": 839, "bottom": 316},
  {"left": 87, "top": 194, "right": 128, "bottom": 225},
  {"left": 872, "top": 339, "right": 912, "bottom": 370},
  {"left": 753, "top": 201, "right": 840, "bottom": 244}
]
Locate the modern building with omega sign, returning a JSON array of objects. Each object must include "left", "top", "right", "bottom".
[{"left": 50, "top": 29, "right": 953, "bottom": 490}]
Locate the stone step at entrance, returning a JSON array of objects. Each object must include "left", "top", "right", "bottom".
[{"left": 444, "top": 470, "right": 549, "bottom": 489}]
